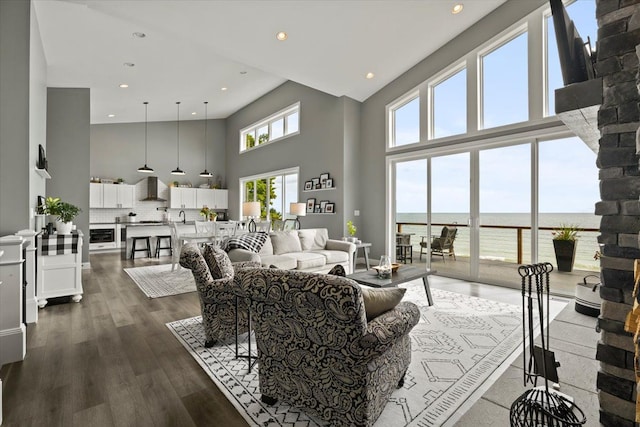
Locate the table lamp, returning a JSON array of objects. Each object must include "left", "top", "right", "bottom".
[
  {"left": 290, "top": 203, "right": 306, "bottom": 230},
  {"left": 243, "top": 201, "right": 261, "bottom": 232}
]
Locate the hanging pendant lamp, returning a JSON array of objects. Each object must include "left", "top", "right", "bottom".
[
  {"left": 171, "top": 101, "right": 185, "bottom": 175},
  {"left": 137, "top": 101, "right": 154, "bottom": 173},
  {"left": 199, "top": 101, "right": 213, "bottom": 178}
]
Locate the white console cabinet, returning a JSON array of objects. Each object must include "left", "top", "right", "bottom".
[
  {"left": 0, "top": 235, "right": 26, "bottom": 366},
  {"left": 37, "top": 231, "right": 83, "bottom": 308}
]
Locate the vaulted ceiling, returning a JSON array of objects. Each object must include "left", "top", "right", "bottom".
[{"left": 33, "top": 0, "right": 507, "bottom": 124}]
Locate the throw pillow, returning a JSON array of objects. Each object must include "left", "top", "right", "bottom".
[
  {"left": 224, "top": 232, "right": 268, "bottom": 253},
  {"left": 270, "top": 230, "right": 303, "bottom": 255},
  {"left": 298, "top": 228, "right": 328, "bottom": 251},
  {"left": 359, "top": 287, "right": 406, "bottom": 321},
  {"left": 327, "top": 264, "right": 346, "bottom": 277},
  {"left": 203, "top": 244, "right": 234, "bottom": 279}
]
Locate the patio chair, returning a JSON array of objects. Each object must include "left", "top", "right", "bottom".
[{"left": 427, "top": 226, "right": 457, "bottom": 262}]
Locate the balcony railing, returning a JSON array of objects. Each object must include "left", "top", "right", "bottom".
[{"left": 396, "top": 222, "right": 599, "bottom": 264}]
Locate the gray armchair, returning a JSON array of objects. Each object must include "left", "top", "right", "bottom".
[
  {"left": 179, "top": 243, "right": 259, "bottom": 347},
  {"left": 235, "top": 267, "right": 420, "bottom": 427}
]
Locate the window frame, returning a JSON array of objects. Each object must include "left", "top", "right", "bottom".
[
  {"left": 427, "top": 61, "right": 467, "bottom": 140},
  {"left": 239, "top": 102, "right": 300, "bottom": 153},
  {"left": 386, "top": 89, "right": 421, "bottom": 149},
  {"left": 239, "top": 166, "right": 300, "bottom": 221}
]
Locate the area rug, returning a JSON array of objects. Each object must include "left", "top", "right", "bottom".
[
  {"left": 167, "top": 285, "right": 563, "bottom": 426},
  {"left": 124, "top": 264, "right": 195, "bottom": 298}
]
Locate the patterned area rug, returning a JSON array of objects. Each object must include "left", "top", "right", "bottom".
[
  {"left": 167, "top": 285, "right": 563, "bottom": 426},
  {"left": 124, "top": 264, "right": 195, "bottom": 298}
]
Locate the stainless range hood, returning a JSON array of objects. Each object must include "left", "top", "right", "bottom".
[{"left": 141, "top": 176, "right": 166, "bottom": 202}]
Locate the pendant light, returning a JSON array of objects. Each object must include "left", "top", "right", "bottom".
[
  {"left": 199, "top": 101, "right": 213, "bottom": 177},
  {"left": 137, "top": 101, "right": 154, "bottom": 173},
  {"left": 171, "top": 101, "right": 185, "bottom": 175}
]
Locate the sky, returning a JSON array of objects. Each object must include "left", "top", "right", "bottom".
[{"left": 396, "top": 0, "right": 598, "bottom": 214}]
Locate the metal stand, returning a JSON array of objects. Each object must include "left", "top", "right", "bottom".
[
  {"left": 234, "top": 295, "right": 257, "bottom": 373},
  {"left": 510, "top": 263, "right": 586, "bottom": 426}
]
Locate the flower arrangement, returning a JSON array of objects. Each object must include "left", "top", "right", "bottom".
[
  {"left": 199, "top": 206, "right": 217, "bottom": 221},
  {"left": 40, "top": 196, "right": 81, "bottom": 223},
  {"left": 552, "top": 224, "right": 580, "bottom": 241},
  {"left": 347, "top": 220, "right": 357, "bottom": 237}
]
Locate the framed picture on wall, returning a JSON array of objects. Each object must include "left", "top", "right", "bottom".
[
  {"left": 319, "top": 200, "right": 328, "bottom": 211},
  {"left": 320, "top": 173, "right": 330, "bottom": 184},
  {"left": 312, "top": 178, "right": 320, "bottom": 187},
  {"left": 306, "top": 198, "right": 316, "bottom": 213},
  {"left": 325, "top": 178, "right": 333, "bottom": 188},
  {"left": 304, "top": 181, "right": 313, "bottom": 191},
  {"left": 325, "top": 203, "right": 335, "bottom": 213},
  {"left": 315, "top": 206, "right": 321, "bottom": 213}
]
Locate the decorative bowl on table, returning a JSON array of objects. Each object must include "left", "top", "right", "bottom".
[{"left": 372, "top": 263, "right": 401, "bottom": 274}]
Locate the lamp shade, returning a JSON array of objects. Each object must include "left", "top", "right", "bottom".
[
  {"left": 243, "top": 201, "right": 261, "bottom": 218},
  {"left": 290, "top": 202, "right": 306, "bottom": 217}
]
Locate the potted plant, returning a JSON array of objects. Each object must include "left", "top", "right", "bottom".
[
  {"left": 552, "top": 224, "right": 580, "bottom": 272},
  {"left": 41, "top": 196, "right": 81, "bottom": 234},
  {"left": 200, "top": 206, "right": 211, "bottom": 221},
  {"left": 346, "top": 220, "right": 357, "bottom": 243}
]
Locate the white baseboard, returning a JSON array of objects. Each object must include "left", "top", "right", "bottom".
[
  {"left": 0, "top": 325, "right": 26, "bottom": 365},
  {"left": 25, "top": 297, "right": 38, "bottom": 324}
]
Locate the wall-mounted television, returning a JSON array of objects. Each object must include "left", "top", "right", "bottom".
[{"left": 549, "top": 0, "right": 595, "bottom": 86}]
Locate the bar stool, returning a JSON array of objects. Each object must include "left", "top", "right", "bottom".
[
  {"left": 155, "top": 235, "right": 172, "bottom": 258},
  {"left": 130, "top": 236, "right": 151, "bottom": 259}
]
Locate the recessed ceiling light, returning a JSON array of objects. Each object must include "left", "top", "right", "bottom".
[
  {"left": 452, "top": 4, "right": 463, "bottom": 14},
  {"left": 119, "top": 83, "right": 129, "bottom": 88},
  {"left": 123, "top": 62, "right": 135, "bottom": 67},
  {"left": 276, "top": 31, "right": 288, "bottom": 41},
  {"left": 191, "top": 112, "right": 197, "bottom": 115},
  {"left": 132, "top": 32, "right": 146, "bottom": 38},
  {"left": 366, "top": 72, "right": 375, "bottom": 79},
  {"left": 221, "top": 87, "right": 228, "bottom": 91},
  {"left": 108, "top": 114, "right": 115, "bottom": 118}
]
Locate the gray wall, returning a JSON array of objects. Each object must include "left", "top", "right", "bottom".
[
  {"left": 225, "top": 81, "right": 357, "bottom": 239},
  {"left": 0, "top": 0, "right": 30, "bottom": 236},
  {"left": 359, "top": 0, "right": 548, "bottom": 259},
  {"left": 47, "top": 88, "right": 90, "bottom": 261},
  {"left": 90, "top": 118, "right": 226, "bottom": 188}
]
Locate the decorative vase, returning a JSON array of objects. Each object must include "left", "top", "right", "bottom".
[
  {"left": 56, "top": 220, "right": 73, "bottom": 234},
  {"left": 553, "top": 240, "right": 576, "bottom": 272}
]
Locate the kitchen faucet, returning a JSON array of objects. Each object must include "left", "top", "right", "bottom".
[{"left": 179, "top": 210, "right": 185, "bottom": 224}]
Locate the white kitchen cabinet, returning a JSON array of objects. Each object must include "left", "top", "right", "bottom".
[
  {"left": 170, "top": 187, "right": 197, "bottom": 209},
  {"left": 213, "top": 189, "right": 228, "bottom": 209},
  {"left": 195, "top": 188, "right": 227, "bottom": 210},
  {"left": 196, "top": 188, "right": 216, "bottom": 209},
  {"left": 104, "top": 184, "right": 134, "bottom": 208},
  {"left": 95, "top": 184, "right": 135, "bottom": 208},
  {"left": 90, "top": 183, "right": 104, "bottom": 208}
]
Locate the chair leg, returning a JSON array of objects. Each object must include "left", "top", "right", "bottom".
[
  {"left": 397, "top": 371, "right": 406, "bottom": 388},
  {"left": 261, "top": 395, "right": 278, "bottom": 406},
  {"left": 204, "top": 339, "right": 216, "bottom": 348}
]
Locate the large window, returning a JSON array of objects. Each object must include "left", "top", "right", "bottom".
[
  {"left": 241, "top": 168, "right": 299, "bottom": 220},
  {"left": 389, "top": 92, "right": 420, "bottom": 147},
  {"left": 481, "top": 31, "right": 529, "bottom": 129},
  {"left": 431, "top": 66, "right": 467, "bottom": 139},
  {"left": 239, "top": 103, "right": 300, "bottom": 153}
]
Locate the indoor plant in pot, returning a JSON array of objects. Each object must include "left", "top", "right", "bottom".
[
  {"left": 41, "top": 196, "right": 81, "bottom": 234},
  {"left": 346, "top": 220, "right": 357, "bottom": 243},
  {"left": 552, "top": 224, "right": 580, "bottom": 272}
]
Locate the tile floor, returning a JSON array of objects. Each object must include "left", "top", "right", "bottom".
[{"left": 426, "top": 275, "right": 600, "bottom": 427}]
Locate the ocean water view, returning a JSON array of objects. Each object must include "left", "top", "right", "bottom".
[{"left": 396, "top": 212, "right": 600, "bottom": 271}]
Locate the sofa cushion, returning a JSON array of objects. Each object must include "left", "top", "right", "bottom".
[
  {"left": 259, "top": 235, "right": 273, "bottom": 255},
  {"left": 224, "top": 232, "right": 268, "bottom": 253},
  {"left": 203, "top": 245, "right": 234, "bottom": 279},
  {"left": 360, "top": 287, "right": 407, "bottom": 321},
  {"left": 270, "top": 230, "right": 302, "bottom": 254},
  {"left": 298, "top": 228, "right": 328, "bottom": 251},
  {"left": 286, "top": 252, "right": 326, "bottom": 270},
  {"left": 260, "top": 254, "right": 297, "bottom": 270},
  {"left": 309, "top": 249, "right": 350, "bottom": 264}
]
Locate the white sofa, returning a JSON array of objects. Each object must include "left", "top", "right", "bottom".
[{"left": 227, "top": 228, "right": 356, "bottom": 274}]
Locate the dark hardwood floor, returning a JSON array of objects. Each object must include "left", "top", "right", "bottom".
[{"left": 0, "top": 252, "right": 249, "bottom": 427}]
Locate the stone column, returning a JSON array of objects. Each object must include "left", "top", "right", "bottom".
[{"left": 595, "top": 2, "right": 640, "bottom": 426}]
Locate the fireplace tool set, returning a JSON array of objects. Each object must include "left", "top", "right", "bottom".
[{"left": 509, "top": 262, "right": 586, "bottom": 427}]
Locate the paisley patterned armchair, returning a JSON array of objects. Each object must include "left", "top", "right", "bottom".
[
  {"left": 179, "top": 243, "right": 259, "bottom": 347},
  {"left": 235, "top": 267, "right": 420, "bottom": 427}
]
